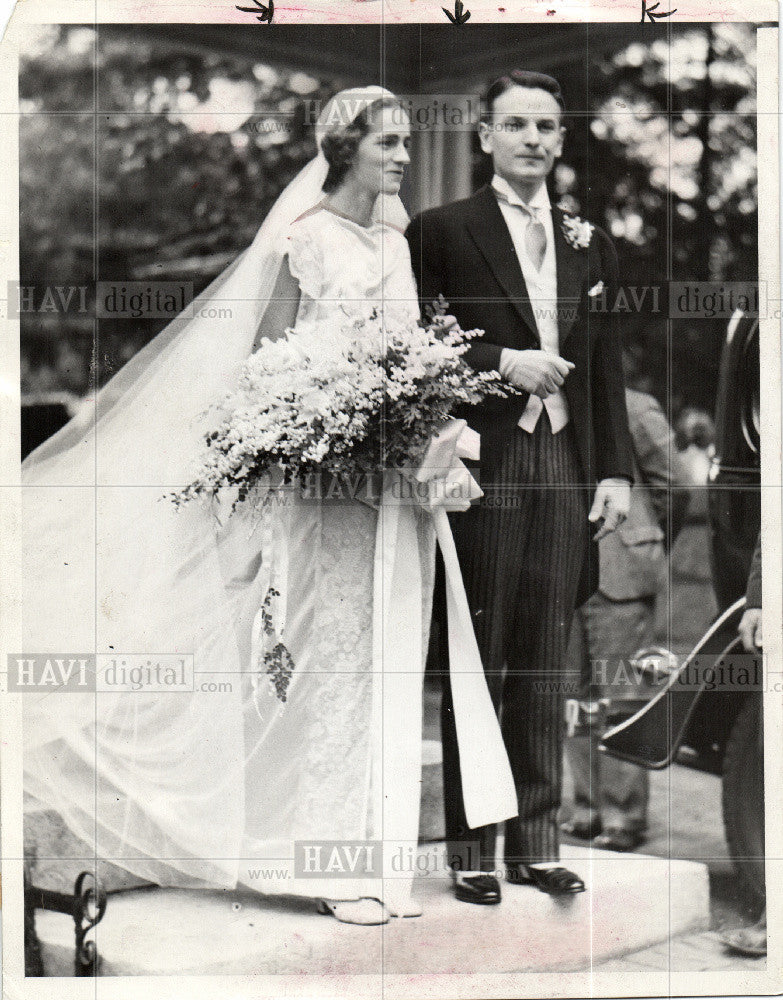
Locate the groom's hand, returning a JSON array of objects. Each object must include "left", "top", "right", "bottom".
[
  {"left": 589, "top": 478, "right": 631, "bottom": 541},
  {"left": 499, "top": 349, "right": 575, "bottom": 397}
]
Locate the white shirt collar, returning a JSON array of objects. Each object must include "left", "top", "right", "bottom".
[{"left": 491, "top": 174, "right": 551, "bottom": 215}]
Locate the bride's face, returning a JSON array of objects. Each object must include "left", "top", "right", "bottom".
[{"left": 348, "top": 106, "right": 412, "bottom": 197}]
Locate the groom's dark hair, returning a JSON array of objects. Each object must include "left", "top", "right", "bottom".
[{"left": 482, "top": 71, "right": 565, "bottom": 119}]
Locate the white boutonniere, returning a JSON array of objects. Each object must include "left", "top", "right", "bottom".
[
  {"left": 560, "top": 212, "right": 594, "bottom": 250},
  {"left": 588, "top": 280, "right": 605, "bottom": 297}
]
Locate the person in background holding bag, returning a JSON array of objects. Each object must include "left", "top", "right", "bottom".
[{"left": 561, "top": 381, "right": 690, "bottom": 851}]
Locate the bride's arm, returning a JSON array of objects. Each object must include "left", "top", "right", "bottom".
[{"left": 252, "top": 255, "right": 301, "bottom": 351}]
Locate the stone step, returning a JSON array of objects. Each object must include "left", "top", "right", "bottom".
[{"left": 34, "top": 842, "right": 709, "bottom": 981}]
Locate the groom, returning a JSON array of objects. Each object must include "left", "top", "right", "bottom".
[{"left": 407, "top": 71, "right": 633, "bottom": 902}]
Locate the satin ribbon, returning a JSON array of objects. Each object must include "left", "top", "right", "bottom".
[
  {"left": 372, "top": 419, "right": 518, "bottom": 853},
  {"left": 246, "top": 472, "right": 292, "bottom": 706},
  {"left": 414, "top": 420, "right": 518, "bottom": 829}
]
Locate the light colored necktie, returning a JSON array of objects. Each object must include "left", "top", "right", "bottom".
[{"left": 525, "top": 206, "right": 547, "bottom": 271}]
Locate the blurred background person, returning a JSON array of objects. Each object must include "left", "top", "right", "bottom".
[
  {"left": 561, "top": 361, "right": 691, "bottom": 851},
  {"left": 720, "top": 532, "right": 765, "bottom": 957},
  {"left": 674, "top": 406, "right": 716, "bottom": 522}
]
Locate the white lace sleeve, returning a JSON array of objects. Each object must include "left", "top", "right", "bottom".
[{"left": 283, "top": 223, "right": 324, "bottom": 301}]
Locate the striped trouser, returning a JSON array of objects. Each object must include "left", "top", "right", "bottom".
[{"left": 441, "top": 411, "right": 589, "bottom": 870}]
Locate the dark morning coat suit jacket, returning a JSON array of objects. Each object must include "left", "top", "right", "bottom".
[{"left": 406, "top": 185, "right": 634, "bottom": 604}]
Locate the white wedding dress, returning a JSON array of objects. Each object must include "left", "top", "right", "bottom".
[
  {"left": 23, "top": 205, "right": 436, "bottom": 909},
  {"left": 20, "top": 86, "right": 518, "bottom": 912},
  {"left": 236, "top": 207, "right": 437, "bottom": 901}
]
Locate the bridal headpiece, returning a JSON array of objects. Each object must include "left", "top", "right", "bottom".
[{"left": 314, "top": 86, "right": 410, "bottom": 230}]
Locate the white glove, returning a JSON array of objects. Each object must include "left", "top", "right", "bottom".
[
  {"left": 738, "top": 608, "right": 763, "bottom": 651},
  {"left": 499, "top": 348, "right": 575, "bottom": 397},
  {"left": 589, "top": 478, "right": 631, "bottom": 541}
]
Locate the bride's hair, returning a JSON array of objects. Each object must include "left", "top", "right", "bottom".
[{"left": 320, "top": 96, "right": 401, "bottom": 193}]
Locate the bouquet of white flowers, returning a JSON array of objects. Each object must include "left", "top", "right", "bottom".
[{"left": 173, "top": 298, "right": 512, "bottom": 512}]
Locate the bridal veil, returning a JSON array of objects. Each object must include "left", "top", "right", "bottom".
[{"left": 20, "top": 88, "right": 411, "bottom": 890}]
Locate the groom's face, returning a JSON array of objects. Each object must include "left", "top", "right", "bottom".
[{"left": 479, "top": 86, "right": 564, "bottom": 194}]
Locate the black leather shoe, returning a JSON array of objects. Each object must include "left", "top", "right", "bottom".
[
  {"left": 506, "top": 864, "right": 585, "bottom": 895},
  {"left": 451, "top": 872, "right": 501, "bottom": 905},
  {"left": 560, "top": 817, "right": 602, "bottom": 841},
  {"left": 592, "top": 828, "right": 643, "bottom": 852}
]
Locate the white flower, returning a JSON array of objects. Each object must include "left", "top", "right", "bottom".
[
  {"left": 299, "top": 389, "right": 332, "bottom": 419},
  {"left": 173, "top": 307, "right": 513, "bottom": 513},
  {"left": 561, "top": 213, "right": 594, "bottom": 250}
]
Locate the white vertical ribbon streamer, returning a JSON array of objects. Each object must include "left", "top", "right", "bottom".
[
  {"left": 372, "top": 481, "right": 425, "bottom": 913},
  {"left": 431, "top": 505, "right": 517, "bottom": 829},
  {"left": 370, "top": 421, "right": 518, "bottom": 906}
]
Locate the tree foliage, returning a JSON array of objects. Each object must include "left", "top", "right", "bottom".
[
  {"left": 20, "top": 23, "right": 758, "bottom": 415},
  {"left": 571, "top": 25, "right": 757, "bottom": 411},
  {"left": 20, "top": 25, "right": 343, "bottom": 395}
]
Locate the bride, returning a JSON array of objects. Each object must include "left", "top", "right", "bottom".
[{"left": 21, "top": 87, "right": 516, "bottom": 927}]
